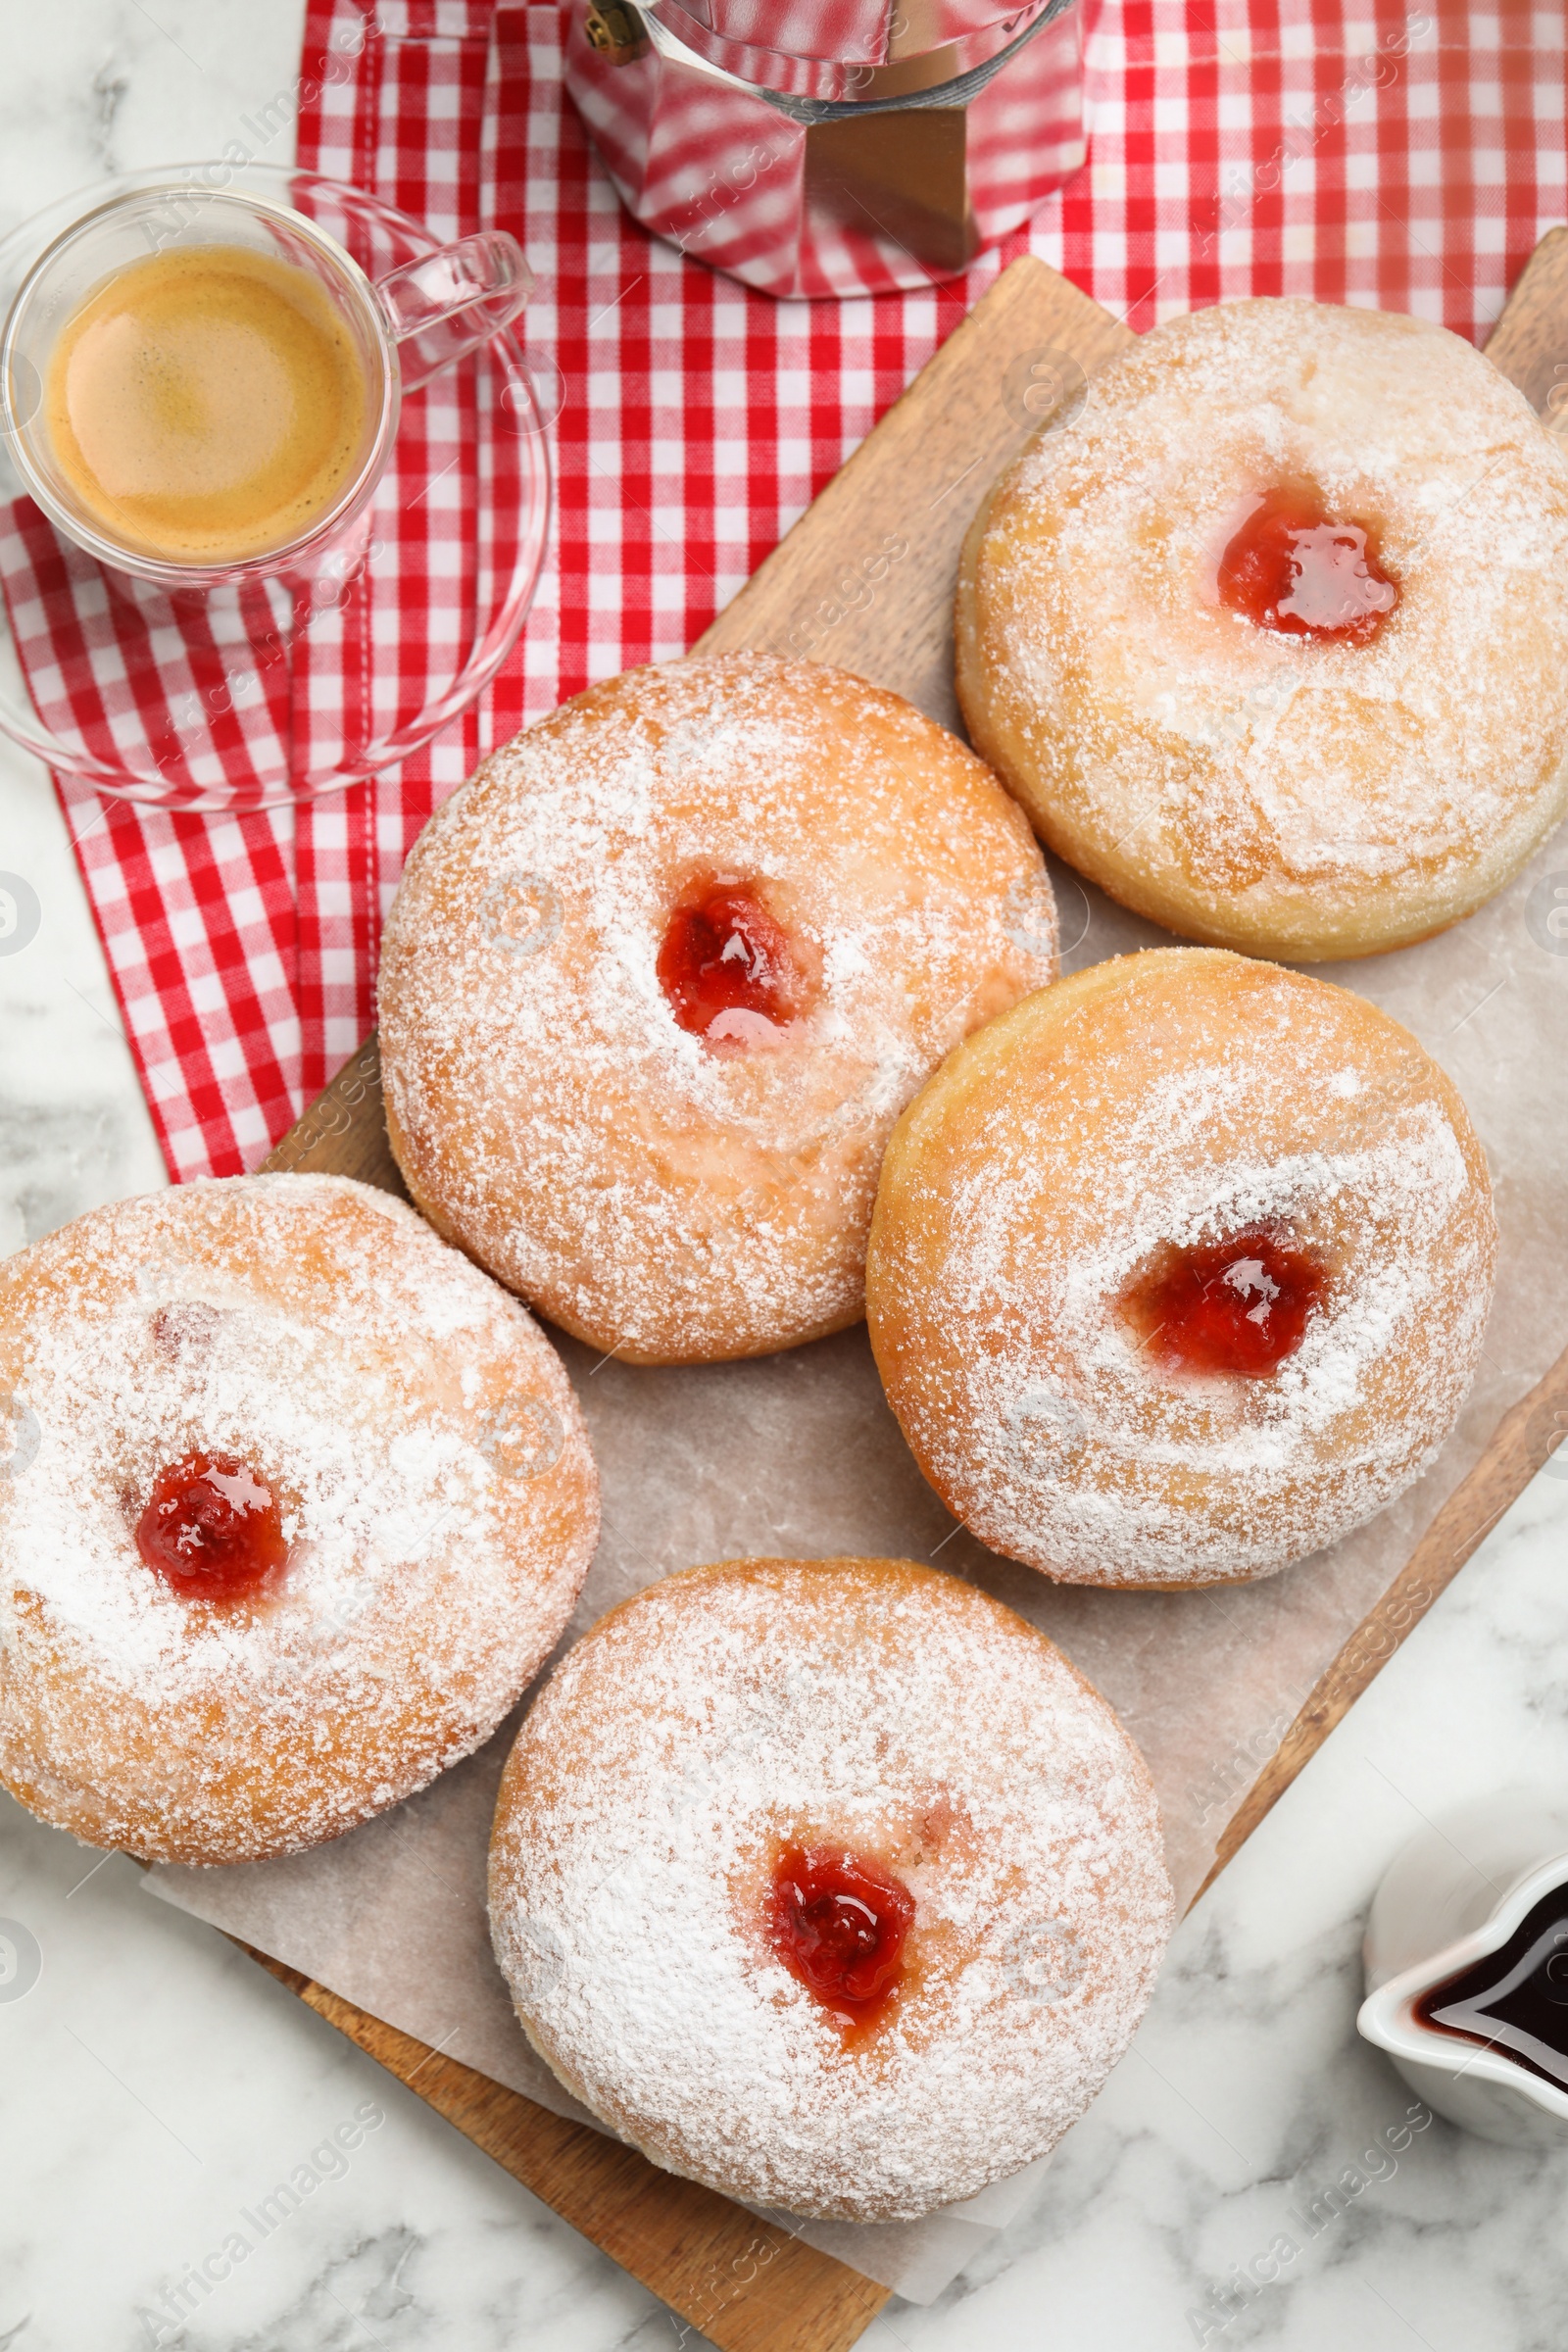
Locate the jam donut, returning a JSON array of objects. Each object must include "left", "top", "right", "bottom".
[
  {"left": 866, "top": 950, "right": 1496, "bottom": 1589},
  {"left": 956, "top": 297, "right": 1568, "bottom": 961},
  {"left": 489, "top": 1556, "right": 1172, "bottom": 2221},
  {"left": 0, "top": 1174, "right": 598, "bottom": 1864},
  {"left": 377, "top": 653, "right": 1056, "bottom": 1365}
]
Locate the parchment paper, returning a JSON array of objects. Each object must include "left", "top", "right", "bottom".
[{"left": 148, "top": 825, "right": 1568, "bottom": 2303}]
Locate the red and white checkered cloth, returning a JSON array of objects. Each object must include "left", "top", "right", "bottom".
[{"left": 43, "top": 0, "right": 1568, "bottom": 1180}]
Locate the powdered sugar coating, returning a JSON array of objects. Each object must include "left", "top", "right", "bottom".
[
  {"left": 489, "top": 1556, "right": 1173, "bottom": 2220},
  {"left": 866, "top": 951, "right": 1497, "bottom": 1587},
  {"left": 0, "top": 1175, "right": 599, "bottom": 1863},
  {"left": 956, "top": 297, "right": 1568, "bottom": 960},
  {"left": 377, "top": 654, "right": 1056, "bottom": 1364}
]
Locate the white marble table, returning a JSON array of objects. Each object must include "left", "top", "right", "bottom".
[{"left": 4, "top": 7, "right": 1568, "bottom": 2348}]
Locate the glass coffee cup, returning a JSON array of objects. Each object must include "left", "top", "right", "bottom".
[{"left": 0, "top": 182, "right": 533, "bottom": 592}]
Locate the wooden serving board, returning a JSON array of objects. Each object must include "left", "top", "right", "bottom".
[{"left": 252, "top": 238, "right": 1568, "bottom": 2351}]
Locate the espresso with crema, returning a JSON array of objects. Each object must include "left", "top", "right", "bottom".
[{"left": 44, "top": 244, "right": 368, "bottom": 564}]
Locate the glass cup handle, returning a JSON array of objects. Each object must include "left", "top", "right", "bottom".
[{"left": 373, "top": 230, "right": 534, "bottom": 394}]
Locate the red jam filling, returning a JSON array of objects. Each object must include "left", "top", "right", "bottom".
[
  {"left": 1124, "top": 1227, "right": 1327, "bottom": 1378},
  {"left": 658, "top": 878, "right": 803, "bottom": 1047},
  {"left": 134, "top": 1452, "right": 288, "bottom": 1600},
  {"left": 1217, "top": 485, "right": 1398, "bottom": 645},
  {"left": 768, "top": 1845, "right": 914, "bottom": 2036}
]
